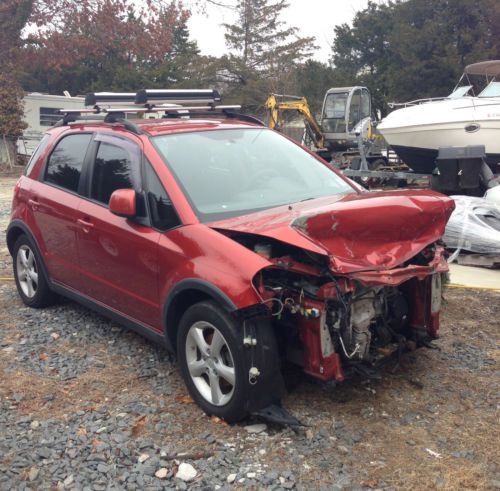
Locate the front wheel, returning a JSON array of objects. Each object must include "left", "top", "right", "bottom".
[{"left": 177, "top": 301, "right": 283, "bottom": 423}]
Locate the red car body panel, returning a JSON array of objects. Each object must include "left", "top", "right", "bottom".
[
  {"left": 210, "top": 190, "right": 454, "bottom": 276},
  {"left": 76, "top": 199, "right": 162, "bottom": 328},
  {"left": 27, "top": 179, "right": 83, "bottom": 289},
  {"left": 156, "top": 225, "right": 270, "bottom": 310}
]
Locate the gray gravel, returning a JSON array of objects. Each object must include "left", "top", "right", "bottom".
[{"left": 1, "top": 176, "right": 499, "bottom": 490}]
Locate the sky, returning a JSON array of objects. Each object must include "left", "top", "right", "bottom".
[{"left": 185, "top": 0, "right": 375, "bottom": 63}]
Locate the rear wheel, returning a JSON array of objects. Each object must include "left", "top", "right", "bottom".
[{"left": 13, "top": 235, "right": 56, "bottom": 308}]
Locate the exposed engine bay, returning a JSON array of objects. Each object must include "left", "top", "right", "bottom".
[{"left": 226, "top": 231, "right": 444, "bottom": 382}]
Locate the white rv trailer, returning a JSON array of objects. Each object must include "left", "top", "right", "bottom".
[
  {"left": 18, "top": 92, "right": 165, "bottom": 156},
  {"left": 18, "top": 93, "right": 85, "bottom": 156}
]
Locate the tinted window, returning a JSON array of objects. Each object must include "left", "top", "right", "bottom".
[
  {"left": 91, "top": 141, "right": 138, "bottom": 205},
  {"left": 25, "top": 134, "right": 50, "bottom": 176},
  {"left": 45, "top": 134, "right": 91, "bottom": 192},
  {"left": 144, "top": 161, "right": 180, "bottom": 230}
]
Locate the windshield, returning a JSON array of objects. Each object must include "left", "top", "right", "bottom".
[
  {"left": 478, "top": 81, "right": 500, "bottom": 98},
  {"left": 153, "top": 128, "right": 354, "bottom": 221},
  {"left": 448, "top": 85, "right": 473, "bottom": 98},
  {"left": 321, "top": 92, "right": 348, "bottom": 133}
]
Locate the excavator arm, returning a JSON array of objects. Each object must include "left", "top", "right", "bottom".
[{"left": 265, "top": 94, "right": 325, "bottom": 150}]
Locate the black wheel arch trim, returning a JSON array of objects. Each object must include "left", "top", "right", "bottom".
[
  {"left": 7, "top": 220, "right": 36, "bottom": 255},
  {"left": 163, "top": 278, "right": 238, "bottom": 351},
  {"left": 6, "top": 220, "right": 50, "bottom": 280}
]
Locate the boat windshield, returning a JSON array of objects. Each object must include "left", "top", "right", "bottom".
[
  {"left": 448, "top": 85, "right": 473, "bottom": 98},
  {"left": 321, "top": 92, "right": 348, "bottom": 133},
  {"left": 478, "top": 81, "right": 500, "bottom": 98}
]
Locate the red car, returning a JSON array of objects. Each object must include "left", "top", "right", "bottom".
[{"left": 7, "top": 90, "right": 454, "bottom": 422}]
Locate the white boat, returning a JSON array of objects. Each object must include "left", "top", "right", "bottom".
[{"left": 378, "top": 61, "right": 500, "bottom": 174}]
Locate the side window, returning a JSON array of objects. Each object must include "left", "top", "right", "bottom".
[
  {"left": 45, "top": 134, "right": 92, "bottom": 192},
  {"left": 90, "top": 138, "right": 139, "bottom": 205},
  {"left": 144, "top": 161, "right": 180, "bottom": 231},
  {"left": 348, "top": 89, "right": 361, "bottom": 130},
  {"left": 360, "top": 89, "right": 371, "bottom": 120},
  {"left": 25, "top": 134, "right": 50, "bottom": 176}
]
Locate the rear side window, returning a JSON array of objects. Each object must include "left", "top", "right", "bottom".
[
  {"left": 25, "top": 134, "right": 50, "bottom": 176},
  {"left": 144, "top": 161, "right": 180, "bottom": 230},
  {"left": 90, "top": 137, "right": 140, "bottom": 205},
  {"left": 45, "top": 134, "right": 92, "bottom": 192}
]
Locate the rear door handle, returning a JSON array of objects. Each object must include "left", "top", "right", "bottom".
[
  {"left": 77, "top": 218, "right": 94, "bottom": 232},
  {"left": 28, "top": 198, "right": 39, "bottom": 211}
]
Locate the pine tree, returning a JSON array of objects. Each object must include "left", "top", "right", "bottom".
[{"left": 222, "top": 0, "right": 315, "bottom": 105}]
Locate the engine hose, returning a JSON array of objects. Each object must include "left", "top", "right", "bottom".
[{"left": 338, "top": 334, "right": 361, "bottom": 359}]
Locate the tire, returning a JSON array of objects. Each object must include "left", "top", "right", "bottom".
[
  {"left": 13, "top": 234, "right": 56, "bottom": 308},
  {"left": 177, "top": 301, "right": 282, "bottom": 423}
]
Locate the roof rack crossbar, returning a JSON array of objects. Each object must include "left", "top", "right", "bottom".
[
  {"left": 54, "top": 110, "right": 143, "bottom": 134},
  {"left": 104, "top": 104, "right": 241, "bottom": 114},
  {"left": 161, "top": 110, "right": 265, "bottom": 126}
]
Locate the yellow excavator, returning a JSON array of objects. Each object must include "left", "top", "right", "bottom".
[
  {"left": 265, "top": 90, "right": 388, "bottom": 170},
  {"left": 265, "top": 93, "right": 326, "bottom": 152}
]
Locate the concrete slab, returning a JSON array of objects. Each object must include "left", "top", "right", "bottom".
[{"left": 448, "top": 263, "right": 500, "bottom": 290}]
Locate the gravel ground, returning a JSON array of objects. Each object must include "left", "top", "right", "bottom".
[{"left": 1, "top": 176, "right": 499, "bottom": 490}]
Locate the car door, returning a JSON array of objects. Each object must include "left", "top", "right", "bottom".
[
  {"left": 29, "top": 132, "right": 92, "bottom": 289},
  {"left": 76, "top": 133, "right": 162, "bottom": 329}
]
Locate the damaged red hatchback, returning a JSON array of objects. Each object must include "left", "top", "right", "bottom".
[{"left": 7, "top": 90, "right": 454, "bottom": 422}]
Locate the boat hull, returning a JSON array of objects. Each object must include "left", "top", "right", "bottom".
[
  {"left": 379, "top": 98, "right": 500, "bottom": 173},
  {"left": 389, "top": 144, "right": 500, "bottom": 174}
]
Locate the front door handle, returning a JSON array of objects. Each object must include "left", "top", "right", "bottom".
[{"left": 77, "top": 218, "right": 94, "bottom": 232}]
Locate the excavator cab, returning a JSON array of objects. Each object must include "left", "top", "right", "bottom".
[{"left": 320, "top": 86, "right": 372, "bottom": 151}]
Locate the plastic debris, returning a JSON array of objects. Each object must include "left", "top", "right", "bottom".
[
  {"left": 424, "top": 448, "right": 442, "bottom": 458},
  {"left": 444, "top": 195, "right": 500, "bottom": 257}
]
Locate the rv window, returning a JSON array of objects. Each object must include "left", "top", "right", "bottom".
[{"left": 40, "top": 107, "right": 61, "bottom": 127}]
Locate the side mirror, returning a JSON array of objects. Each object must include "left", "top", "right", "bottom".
[{"left": 109, "top": 189, "right": 136, "bottom": 218}]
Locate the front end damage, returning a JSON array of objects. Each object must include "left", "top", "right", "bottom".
[
  {"left": 212, "top": 191, "right": 455, "bottom": 386},
  {"left": 253, "top": 242, "right": 447, "bottom": 383}
]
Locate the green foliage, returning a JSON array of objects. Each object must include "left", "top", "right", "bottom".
[
  {"left": 222, "top": 0, "right": 316, "bottom": 107},
  {"left": 294, "top": 60, "right": 346, "bottom": 114},
  {"left": 331, "top": 0, "right": 499, "bottom": 114}
]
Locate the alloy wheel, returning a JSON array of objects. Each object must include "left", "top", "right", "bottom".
[
  {"left": 16, "top": 245, "right": 38, "bottom": 299},
  {"left": 185, "top": 321, "right": 236, "bottom": 406}
]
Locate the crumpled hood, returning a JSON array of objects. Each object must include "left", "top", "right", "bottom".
[{"left": 209, "top": 190, "right": 455, "bottom": 273}]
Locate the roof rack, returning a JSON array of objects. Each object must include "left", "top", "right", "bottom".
[
  {"left": 57, "top": 89, "right": 264, "bottom": 131},
  {"left": 53, "top": 111, "right": 143, "bottom": 134}
]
